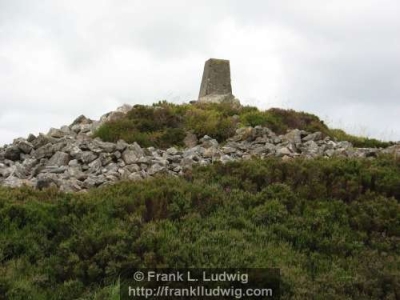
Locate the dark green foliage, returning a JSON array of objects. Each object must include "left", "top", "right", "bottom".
[
  {"left": 1, "top": 155, "right": 400, "bottom": 298},
  {"left": 94, "top": 101, "right": 391, "bottom": 149},
  {"left": 329, "top": 128, "right": 392, "bottom": 148},
  {"left": 240, "top": 108, "right": 330, "bottom": 135}
]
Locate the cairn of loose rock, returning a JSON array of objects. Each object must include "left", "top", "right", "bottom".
[{"left": 0, "top": 105, "right": 399, "bottom": 192}]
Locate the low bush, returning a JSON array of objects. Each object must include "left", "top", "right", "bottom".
[
  {"left": 94, "top": 101, "right": 391, "bottom": 149},
  {"left": 1, "top": 155, "right": 400, "bottom": 298}
]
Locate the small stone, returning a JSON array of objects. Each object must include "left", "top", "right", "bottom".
[
  {"left": 31, "top": 134, "right": 50, "bottom": 149},
  {"left": 36, "top": 174, "right": 59, "bottom": 190},
  {"left": 13, "top": 163, "right": 29, "bottom": 179},
  {"left": 94, "top": 139, "right": 116, "bottom": 153},
  {"left": 337, "top": 141, "right": 353, "bottom": 149},
  {"left": 276, "top": 147, "right": 292, "bottom": 157},
  {"left": 14, "top": 139, "right": 33, "bottom": 154},
  {"left": 148, "top": 164, "right": 166, "bottom": 175},
  {"left": 70, "top": 115, "right": 92, "bottom": 126},
  {"left": 166, "top": 147, "right": 178, "bottom": 155},
  {"left": 79, "top": 151, "right": 98, "bottom": 164},
  {"left": 302, "top": 132, "right": 323, "bottom": 142},
  {"left": 116, "top": 140, "right": 128, "bottom": 151},
  {"left": 220, "top": 155, "right": 235, "bottom": 164},
  {"left": 47, "top": 151, "right": 70, "bottom": 167},
  {"left": 122, "top": 143, "right": 143, "bottom": 165},
  {"left": 183, "top": 132, "right": 198, "bottom": 148},
  {"left": 125, "top": 164, "right": 140, "bottom": 173},
  {"left": 325, "top": 149, "right": 335, "bottom": 157},
  {"left": 203, "top": 147, "right": 219, "bottom": 158},
  {"left": 4, "top": 146, "right": 21, "bottom": 161},
  {"left": 122, "top": 149, "right": 139, "bottom": 165},
  {"left": 42, "top": 166, "right": 67, "bottom": 174},
  {"left": 0, "top": 166, "right": 12, "bottom": 178},
  {"left": 27, "top": 134, "right": 36, "bottom": 142},
  {"left": 68, "top": 166, "right": 87, "bottom": 181},
  {"left": 283, "top": 129, "right": 303, "bottom": 144},
  {"left": 60, "top": 179, "right": 82, "bottom": 192},
  {"left": 233, "top": 127, "right": 253, "bottom": 141},
  {"left": 173, "top": 165, "right": 182, "bottom": 172},
  {"left": 128, "top": 172, "right": 142, "bottom": 181},
  {"left": 222, "top": 146, "right": 236, "bottom": 154},
  {"left": 99, "top": 153, "right": 113, "bottom": 166},
  {"left": 34, "top": 143, "right": 54, "bottom": 159},
  {"left": 47, "top": 128, "right": 65, "bottom": 138},
  {"left": 88, "top": 158, "right": 102, "bottom": 174}
]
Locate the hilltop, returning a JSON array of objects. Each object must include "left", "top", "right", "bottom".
[
  {"left": 0, "top": 101, "right": 399, "bottom": 299},
  {"left": 0, "top": 101, "right": 398, "bottom": 192}
]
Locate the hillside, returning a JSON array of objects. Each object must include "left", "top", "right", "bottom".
[
  {"left": 1, "top": 101, "right": 397, "bottom": 192},
  {"left": 1, "top": 157, "right": 400, "bottom": 299},
  {"left": 0, "top": 101, "right": 399, "bottom": 299}
]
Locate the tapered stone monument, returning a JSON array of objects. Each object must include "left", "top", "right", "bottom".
[{"left": 198, "top": 58, "right": 238, "bottom": 104}]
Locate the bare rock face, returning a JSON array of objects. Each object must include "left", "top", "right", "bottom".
[{"left": 198, "top": 58, "right": 240, "bottom": 105}]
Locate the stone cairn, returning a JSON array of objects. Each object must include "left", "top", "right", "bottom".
[
  {"left": 0, "top": 59, "right": 399, "bottom": 192},
  {"left": 0, "top": 108, "right": 398, "bottom": 192}
]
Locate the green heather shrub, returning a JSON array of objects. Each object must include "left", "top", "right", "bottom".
[
  {"left": 94, "top": 101, "right": 391, "bottom": 148},
  {"left": 1, "top": 155, "right": 400, "bottom": 299},
  {"left": 330, "top": 128, "right": 391, "bottom": 148},
  {"left": 184, "top": 107, "right": 236, "bottom": 141}
]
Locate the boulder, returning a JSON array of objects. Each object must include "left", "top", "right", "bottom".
[
  {"left": 14, "top": 139, "right": 34, "bottom": 154},
  {"left": 276, "top": 147, "right": 292, "bottom": 157},
  {"left": 67, "top": 166, "right": 87, "bottom": 181},
  {"left": 47, "top": 128, "right": 65, "bottom": 138},
  {"left": 303, "top": 132, "right": 323, "bottom": 142},
  {"left": 31, "top": 134, "right": 51, "bottom": 149},
  {"left": 36, "top": 173, "right": 59, "bottom": 190},
  {"left": 93, "top": 139, "right": 116, "bottom": 153},
  {"left": 60, "top": 179, "right": 83, "bottom": 192},
  {"left": 47, "top": 151, "right": 70, "bottom": 166},
  {"left": 34, "top": 143, "right": 54, "bottom": 159},
  {"left": 283, "top": 129, "right": 303, "bottom": 145},
  {"left": 200, "top": 135, "right": 219, "bottom": 148},
  {"left": 4, "top": 146, "right": 20, "bottom": 161},
  {"left": 70, "top": 115, "right": 93, "bottom": 126},
  {"left": 88, "top": 158, "right": 102, "bottom": 174},
  {"left": 122, "top": 143, "right": 143, "bottom": 165},
  {"left": 116, "top": 139, "right": 128, "bottom": 152},
  {"left": 78, "top": 151, "right": 98, "bottom": 164},
  {"left": 148, "top": 164, "right": 166, "bottom": 176},
  {"left": 166, "top": 147, "right": 178, "bottom": 155},
  {"left": 27, "top": 133, "right": 36, "bottom": 142},
  {"left": 128, "top": 172, "right": 142, "bottom": 181},
  {"left": 222, "top": 146, "right": 236, "bottom": 154}
]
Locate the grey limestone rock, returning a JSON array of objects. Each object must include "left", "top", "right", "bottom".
[
  {"left": 4, "top": 146, "right": 21, "bottom": 161},
  {"left": 47, "top": 151, "right": 70, "bottom": 167},
  {"left": 33, "top": 143, "right": 54, "bottom": 159}
]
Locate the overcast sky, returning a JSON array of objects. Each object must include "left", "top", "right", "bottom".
[{"left": 1, "top": 0, "right": 399, "bottom": 145}]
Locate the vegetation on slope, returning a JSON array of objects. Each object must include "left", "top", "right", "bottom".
[
  {"left": 94, "top": 101, "right": 392, "bottom": 149},
  {"left": 1, "top": 155, "right": 400, "bottom": 299}
]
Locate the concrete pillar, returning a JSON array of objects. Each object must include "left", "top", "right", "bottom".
[{"left": 198, "top": 58, "right": 234, "bottom": 103}]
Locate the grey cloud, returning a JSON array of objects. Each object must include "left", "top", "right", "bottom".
[{"left": 0, "top": 0, "right": 399, "bottom": 145}]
